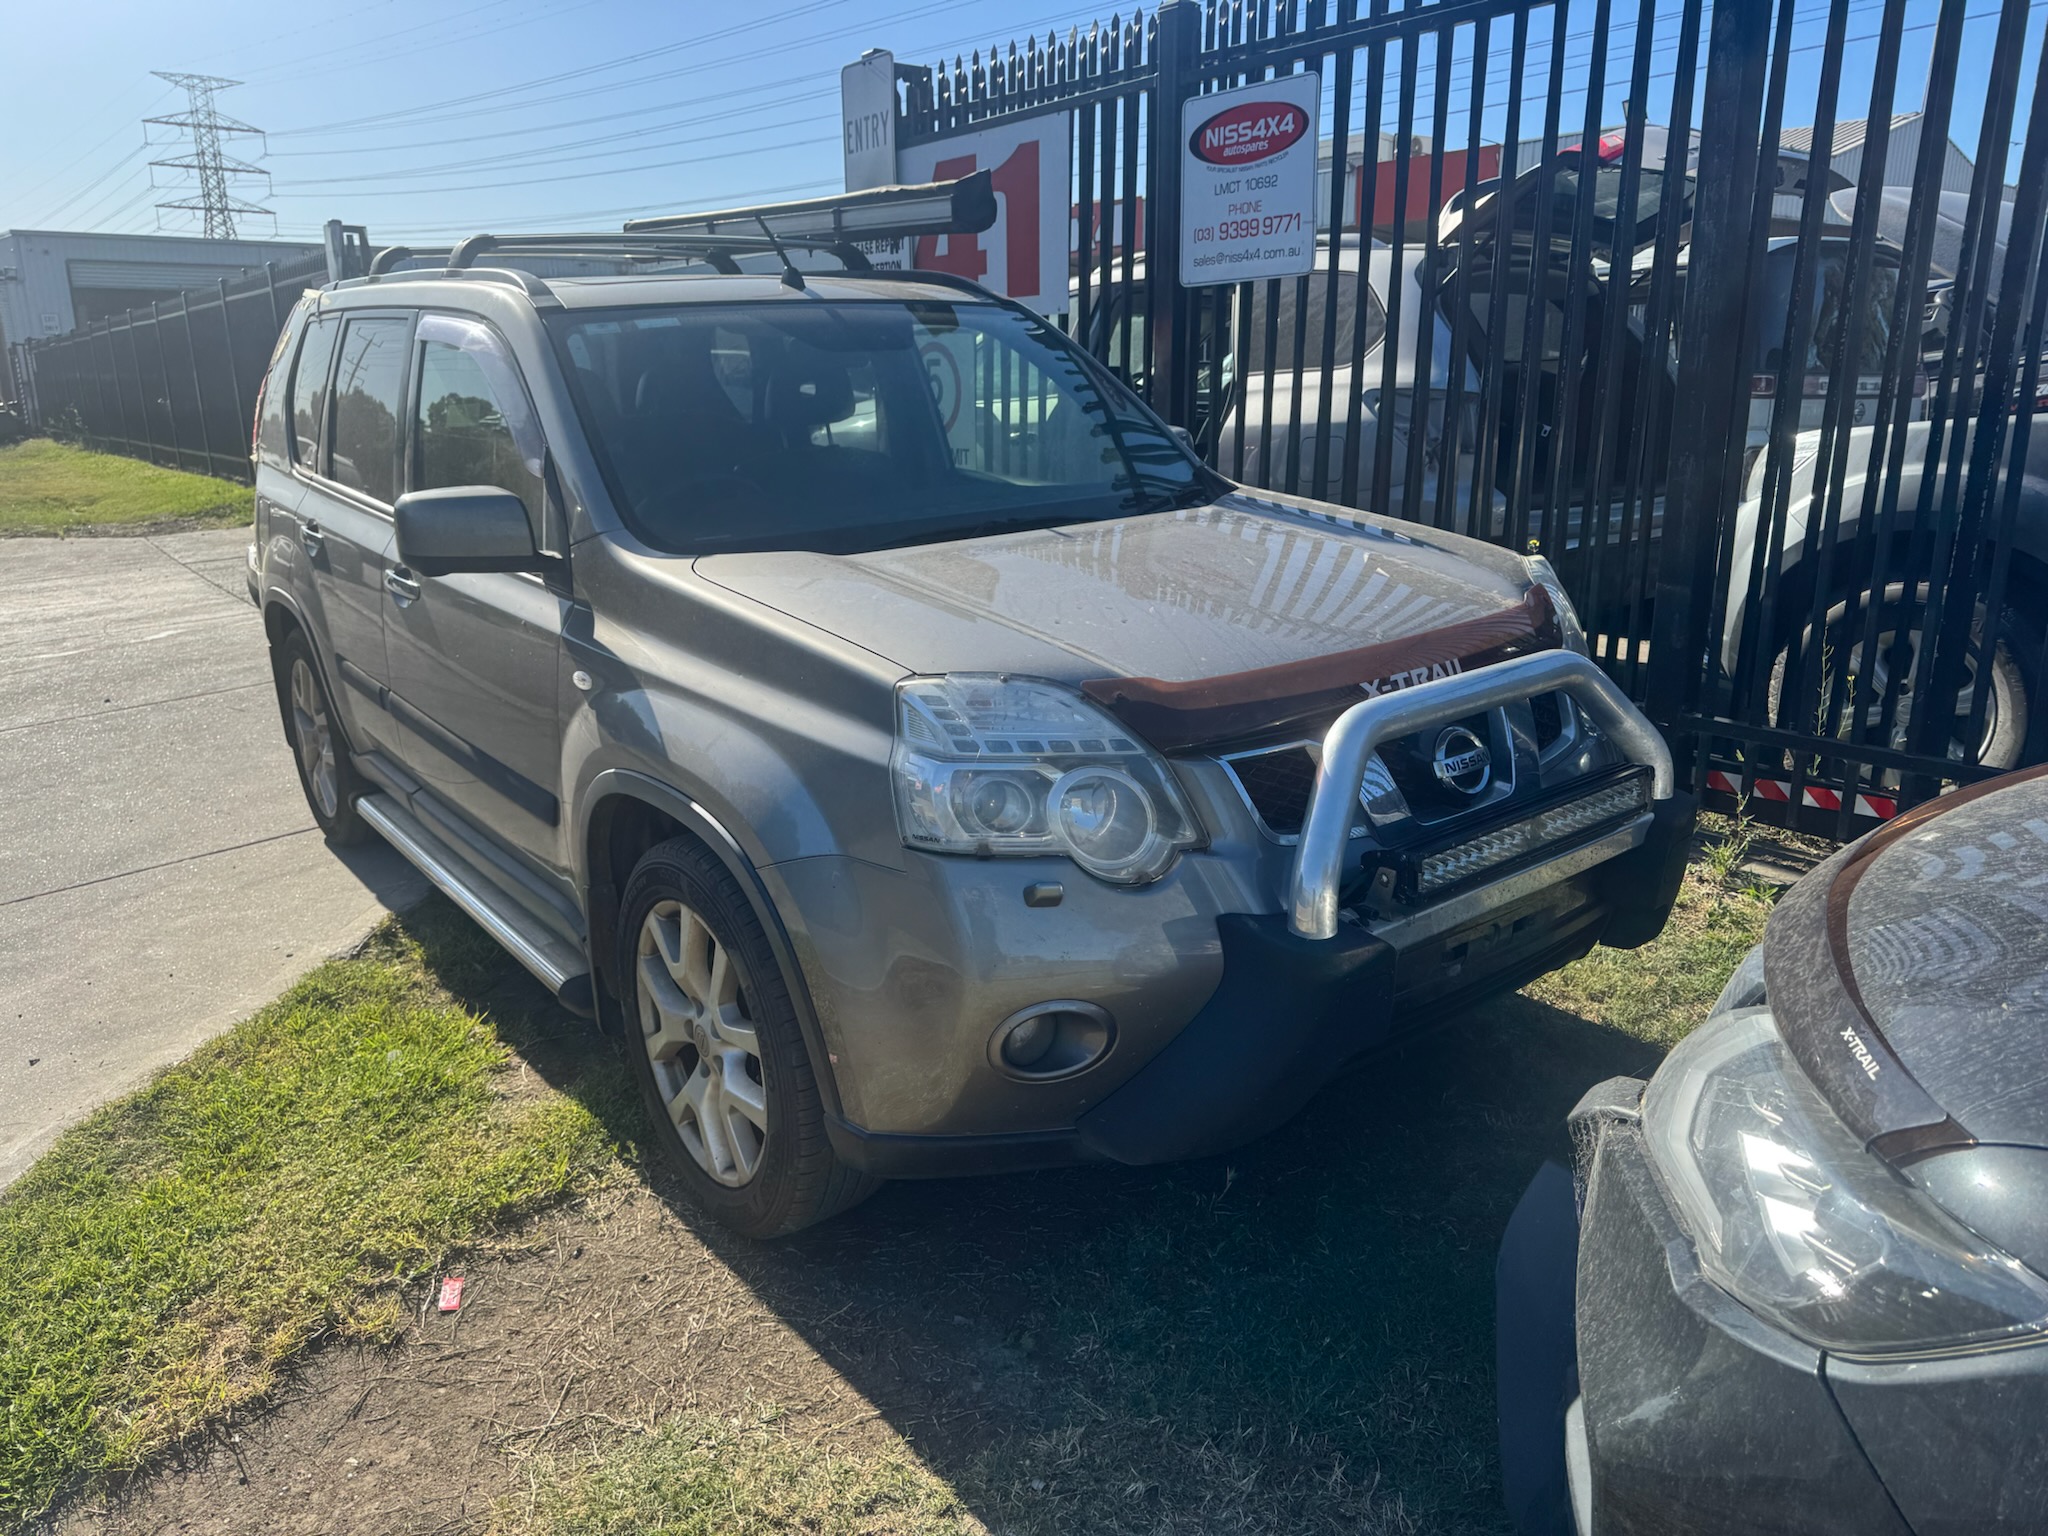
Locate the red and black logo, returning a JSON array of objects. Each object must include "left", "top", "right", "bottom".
[{"left": 1188, "top": 100, "right": 1308, "bottom": 166}]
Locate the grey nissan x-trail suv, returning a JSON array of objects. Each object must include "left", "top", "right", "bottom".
[{"left": 247, "top": 182, "right": 1695, "bottom": 1236}]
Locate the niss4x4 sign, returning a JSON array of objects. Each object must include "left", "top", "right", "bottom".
[{"left": 1181, "top": 72, "right": 1321, "bottom": 288}]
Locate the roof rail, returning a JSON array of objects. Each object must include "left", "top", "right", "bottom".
[{"left": 363, "top": 173, "right": 998, "bottom": 285}]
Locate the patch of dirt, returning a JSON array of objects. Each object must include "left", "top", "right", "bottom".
[{"left": 50, "top": 1180, "right": 936, "bottom": 1536}]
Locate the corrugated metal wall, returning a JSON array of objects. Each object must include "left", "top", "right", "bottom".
[{"left": 0, "top": 229, "right": 320, "bottom": 352}]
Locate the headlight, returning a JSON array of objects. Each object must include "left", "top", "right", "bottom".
[
  {"left": 892, "top": 675, "right": 1201, "bottom": 884},
  {"left": 1643, "top": 1005, "right": 2048, "bottom": 1357},
  {"left": 1522, "top": 554, "right": 1589, "bottom": 656}
]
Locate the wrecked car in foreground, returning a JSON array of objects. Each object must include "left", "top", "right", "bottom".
[{"left": 1501, "top": 764, "right": 2048, "bottom": 1535}]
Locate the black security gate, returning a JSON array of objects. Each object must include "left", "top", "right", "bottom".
[{"left": 898, "top": 0, "right": 2048, "bottom": 836}]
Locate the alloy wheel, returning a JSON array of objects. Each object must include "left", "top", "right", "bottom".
[
  {"left": 635, "top": 899, "right": 769, "bottom": 1187},
  {"left": 289, "top": 657, "right": 339, "bottom": 819}
]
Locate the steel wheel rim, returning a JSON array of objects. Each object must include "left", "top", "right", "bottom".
[
  {"left": 635, "top": 899, "right": 768, "bottom": 1188},
  {"left": 1831, "top": 609, "right": 2000, "bottom": 766},
  {"left": 289, "top": 658, "right": 339, "bottom": 819}
]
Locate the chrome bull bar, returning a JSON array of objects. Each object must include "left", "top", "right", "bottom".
[{"left": 1288, "top": 650, "right": 1676, "bottom": 940}]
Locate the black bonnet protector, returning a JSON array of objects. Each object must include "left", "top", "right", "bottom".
[
  {"left": 1081, "top": 583, "right": 1562, "bottom": 750},
  {"left": 1762, "top": 764, "right": 2048, "bottom": 1167}
]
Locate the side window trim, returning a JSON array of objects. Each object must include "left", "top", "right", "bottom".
[{"left": 287, "top": 311, "right": 341, "bottom": 477}]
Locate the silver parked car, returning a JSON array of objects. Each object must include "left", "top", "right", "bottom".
[{"left": 247, "top": 186, "right": 1692, "bottom": 1236}]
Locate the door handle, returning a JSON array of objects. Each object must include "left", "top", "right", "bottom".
[
  {"left": 385, "top": 566, "right": 421, "bottom": 605},
  {"left": 299, "top": 518, "right": 325, "bottom": 556}
]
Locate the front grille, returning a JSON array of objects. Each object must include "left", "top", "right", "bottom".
[
  {"left": 1531, "top": 691, "right": 1565, "bottom": 751},
  {"left": 1223, "top": 712, "right": 1501, "bottom": 837},
  {"left": 1229, "top": 745, "right": 1318, "bottom": 835}
]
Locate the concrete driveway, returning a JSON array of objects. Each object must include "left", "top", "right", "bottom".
[{"left": 0, "top": 528, "right": 427, "bottom": 1184}]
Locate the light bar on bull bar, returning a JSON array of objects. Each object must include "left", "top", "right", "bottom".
[
  {"left": 624, "top": 171, "right": 997, "bottom": 244},
  {"left": 1399, "top": 771, "right": 1651, "bottom": 903}
]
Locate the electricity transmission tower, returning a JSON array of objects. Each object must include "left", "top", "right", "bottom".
[{"left": 146, "top": 72, "right": 271, "bottom": 240}]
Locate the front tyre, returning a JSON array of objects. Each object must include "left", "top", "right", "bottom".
[
  {"left": 272, "top": 627, "right": 370, "bottom": 845},
  {"left": 617, "top": 837, "right": 876, "bottom": 1237}
]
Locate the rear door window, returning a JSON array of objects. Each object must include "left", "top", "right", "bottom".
[
  {"left": 411, "top": 313, "right": 547, "bottom": 532},
  {"left": 329, "top": 315, "right": 412, "bottom": 505},
  {"left": 288, "top": 315, "right": 340, "bottom": 469}
]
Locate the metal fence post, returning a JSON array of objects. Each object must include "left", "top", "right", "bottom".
[
  {"left": 122, "top": 317, "right": 157, "bottom": 465},
  {"left": 217, "top": 278, "right": 249, "bottom": 483},
  {"left": 180, "top": 293, "right": 219, "bottom": 478},
  {"left": 1148, "top": 0, "right": 1200, "bottom": 429},
  {"left": 1643, "top": 0, "right": 1773, "bottom": 743},
  {"left": 103, "top": 323, "right": 134, "bottom": 455},
  {"left": 147, "top": 302, "right": 184, "bottom": 472}
]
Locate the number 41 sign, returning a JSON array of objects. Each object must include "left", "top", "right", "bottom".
[
  {"left": 1180, "top": 72, "right": 1321, "bottom": 287},
  {"left": 896, "top": 116, "right": 1073, "bottom": 318}
]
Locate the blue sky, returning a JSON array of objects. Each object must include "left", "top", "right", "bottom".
[{"left": 2, "top": 0, "right": 2041, "bottom": 248}]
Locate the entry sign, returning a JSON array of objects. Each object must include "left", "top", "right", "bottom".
[{"left": 1180, "top": 73, "right": 1321, "bottom": 288}]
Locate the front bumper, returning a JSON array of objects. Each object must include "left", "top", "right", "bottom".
[
  {"left": 1502, "top": 1077, "right": 2048, "bottom": 1536},
  {"left": 811, "top": 790, "right": 1694, "bottom": 1180},
  {"left": 1567, "top": 1098, "right": 1910, "bottom": 1535}
]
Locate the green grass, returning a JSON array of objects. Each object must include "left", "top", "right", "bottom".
[
  {"left": 0, "top": 903, "right": 631, "bottom": 1521},
  {"left": 509, "top": 1413, "right": 980, "bottom": 1536},
  {"left": 1524, "top": 818, "right": 1778, "bottom": 1047},
  {"left": 0, "top": 438, "right": 252, "bottom": 535}
]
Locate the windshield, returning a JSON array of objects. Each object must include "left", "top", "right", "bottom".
[{"left": 548, "top": 299, "right": 1210, "bottom": 555}]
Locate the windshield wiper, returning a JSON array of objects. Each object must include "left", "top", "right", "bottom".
[{"left": 1121, "top": 481, "right": 1221, "bottom": 516}]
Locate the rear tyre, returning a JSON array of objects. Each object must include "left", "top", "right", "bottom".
[
  {"left": 617, "top": 837, "right": 877, "bottom": 1238},
  {"left": 272, "top": 627, "right": 371, "bottom": 846}
]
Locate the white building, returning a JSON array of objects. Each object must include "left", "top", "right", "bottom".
[{"left": 0, "top": 227, "right": 320, "bottom": 366}]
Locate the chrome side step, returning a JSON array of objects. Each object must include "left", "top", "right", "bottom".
[{"left": 356, "top": 792, "right": 593, "bottom": 1015}]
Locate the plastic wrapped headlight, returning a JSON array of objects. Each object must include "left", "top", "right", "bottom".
[
  {"left": 1522, "top": 554, "right": 1589, "bottom": 656},
  {"left": 1644, "top": 1005, "right": 2048, "bottom": 1357},
  {"left": 893, "top": 676, "right": 1201, "bottom": 884}
]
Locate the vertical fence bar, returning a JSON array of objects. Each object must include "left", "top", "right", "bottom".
[
  {"left": 1432, "top": 15, "right": 1491, "bottom": 535},
  {"left": 1466, "top": 8, "right": 1530, "bottom": 542},
  {"left": 123, "top": 317, "right": 156, "bottom": 466},
  {"left": 1397, "top": 23, "right": 1455, "bottom": 530},
  {"left": 1644, "top": 0, "right": 1772, "bottom": 736},
  {"left": 218, "top": 277, "right": 249, "bottom": 480},
  {"left": 1152, "top": 0, "right": 1201, "bottom": 427},
  {"left": 181, "top": 293, "right": 219, "bottom": 479},
  {"left": 1367, "top": 21, "right": 1420, "bottom": 519},
  {"left": 1308, "top": 0, "right": 1358, "bottom": 502},
  {"left": 1338, "top": 0, "right": 1388, "bottom": 508}
]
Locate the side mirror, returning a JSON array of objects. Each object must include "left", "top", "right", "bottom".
[
  {"left": 1169, "top": 424, "right": 1197, "bottom": 455},
  {"left": 392, "top": 487, "right": 539, "bottom": 577}
]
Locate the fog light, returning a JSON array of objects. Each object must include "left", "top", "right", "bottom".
[
  {"left": 989, "top": 1001, "right": 1115, "bottom": 1081},
  {"left": 1000, "top": 1012, "right": 1057, "bottom": 1068}
]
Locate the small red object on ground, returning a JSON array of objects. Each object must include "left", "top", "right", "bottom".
[{"left": 437, "top": 1276, "right": 465, "bottom": 1312}]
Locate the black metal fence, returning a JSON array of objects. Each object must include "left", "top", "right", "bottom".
[
  {"left": 901, "top": 0, "right": 2048, "bottom": 835},
  {"left": 12, "top": 252, "right": 331, "bottom": 485}
]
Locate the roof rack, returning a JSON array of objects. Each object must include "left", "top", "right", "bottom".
[{"left": 365, "top": 172, "right": 996, "bottom": 279}]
